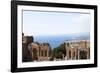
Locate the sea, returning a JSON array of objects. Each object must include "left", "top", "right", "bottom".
[{"left": 34, "top": 34, "right": 90, "bottom": 49}]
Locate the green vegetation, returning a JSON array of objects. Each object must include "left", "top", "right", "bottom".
[{"left": 52, "top": 43, "right": 66, "bottom": 59}]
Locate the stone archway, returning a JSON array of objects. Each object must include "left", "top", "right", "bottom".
[
  {"left": 69, "top": 50, "right": 71, "bottom": 59},
  {"left": 32, "top": 49, "right": 38, "bottom": 60},
  {"left": 79, "top": 50, "right": 87, "bottom": 59}
]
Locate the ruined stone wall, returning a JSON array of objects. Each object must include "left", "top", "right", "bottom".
[
  {"left": 30, "top": 43, "right": 51, "bottom": 61},
  {"left": 65, "top": 40, "right": 90, "bottom": 60}
]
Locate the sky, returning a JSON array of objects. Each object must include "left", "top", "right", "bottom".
[{"left": 23, "top": 10, "right": 90, "bottom": 36}]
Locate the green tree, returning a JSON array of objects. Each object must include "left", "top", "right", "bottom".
[{"left": 53, "top": 43, "right": 66, "bottom": 59}]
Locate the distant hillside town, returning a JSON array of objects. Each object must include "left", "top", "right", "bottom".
[{"left": 22, "top": 33, "right": 90, "bottom": 62}]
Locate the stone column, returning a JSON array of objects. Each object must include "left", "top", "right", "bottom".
[
  {"left": 47, "top": 49, "right": 49, "bottom": 57},
  {"left": 38, "top": 49, "right": 41, "bottom": 61},
  {"left": 32, "top": 50, "right": 33, "bottom": 60},
  {"left": 62, "top": 54, "right": 65, "bottom": 60},
  {"left": 78, "top": 49, "right": 80, "bottom": 59},
  {"left": 40, "top": 49, "right": 41, "bottom": 57},
  {"left": 67, "top": 48, "right": 69, "bottom": 60},
  {"left": 74, "top": 51, "right": 76, "bottom": 60},
  {"left": 65, "top": 42, "right": 68, "bottom": 60},
  {"left": 37, "top": 48, "right": 40, "bottom": 61},
  {"left": 87, "top": 49, "right": 89, "bottom": 59},
  {"left": 71, "top": 49, "right": 73, "bottom": 60},
  {"left": 39, "top": 48, "right": 41, "bottom": 57},
  {"left": 47, "top": 49, "right": 49, "bottom": 60},
  {"left": 66, "top": 48, "right": 67, "bottom": 59},
  {"left": 43, "top": 49, "right": 45, "bottom": 57}
]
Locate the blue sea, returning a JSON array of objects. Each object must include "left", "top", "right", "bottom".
[{"left": 34, "top": 34, "right": 90, "bottom": 48}]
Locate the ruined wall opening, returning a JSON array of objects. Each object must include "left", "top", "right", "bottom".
[
  {"left": 79, "top": 50, "right": 87, "bottom": 59},
  {"left": 32, "top": 49, "right": 38, "bottom": 60}
]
